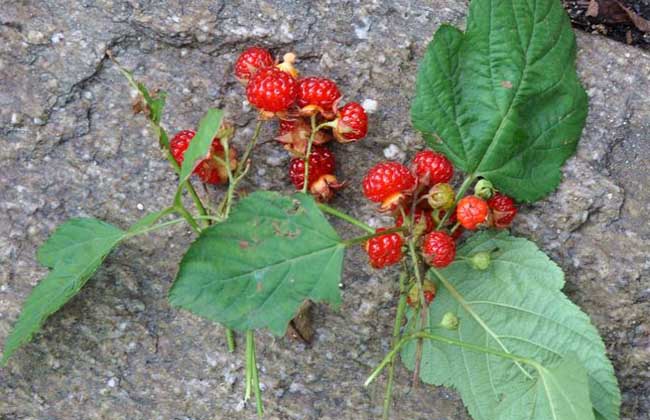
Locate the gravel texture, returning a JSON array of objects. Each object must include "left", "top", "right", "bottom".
[{"left": 1, "top": 1, "right": 649, "bottom": 419}]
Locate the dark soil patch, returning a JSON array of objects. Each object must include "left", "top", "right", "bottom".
[{"left": 564, "top": 0, "right": 650, "bottom": 49}]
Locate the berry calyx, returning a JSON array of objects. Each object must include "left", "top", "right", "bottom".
[
  {"left": 487, "top": 193, "right": 518, "bottom": 228},
  {"left": 456, "top": 195, "right": 489, "bottom": 230},
  {"left": 246, "top": 67, "right": 298, "bottom": 114},
  {"left": 297, "top": 77, "right": 341, "bottom": 117},
  {"left": 234, "top": 47, "right": 274, "bottom": 83},
  {"left": 365, "top": 228, "right": 404, "bottom": 269},
  {"left": 427, "top": 183, "right": 455, "bottom": 210},
  {"left": 276, "top": 52, "right": 299, "bottom": 79},
  {"left": 170, "top": 130, "right": 237, "bottom": 185},
  {"left": 362, "top": 162, "right": 416, "bottom": 211},
  {"left": 333, "top": 102, "right": 368, "bottom": 142},
  {"left": 422, "top": 231, "right": 456, "bottom": 268},
  {"left": 411, "top": 150, "right": 454, "bottom": 186},
  {"left": 288, "top": 146, "right": 342, "bottom": 202},
  {"left": 406, "top": 280, "right": 437, "bottom": 307},
  {"left": 277, "top": 118, "right": 331, "bottom": 156},
  {"left": 395, "top": 209, "right": 434, "bottom": 235}
]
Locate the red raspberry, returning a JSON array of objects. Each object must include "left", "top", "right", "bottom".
[
  {"left": 170, "top": 130, "right": 236, "bottom": 185},
  {"left": 365, "top": 228, "right": 404, "bottom": 269},
  {"left": 288, "top": 146, "right": 342, "bottom": 201},
  {"left": 411, "top": 150, "right": 454, "bottom": 186},
  {"left": 334, "top": 102, "right": 368, "bottom": 142},
  {"left": 456, "top": 196, "right": 489, "bottom": 230},
  {"left": 422, "top": 231, "right": 456, "bottom": 268},
  {"left": 289, "top": 146, "right": 335, "bottom": 189},
  {"left": 234, "top": 47, "right": 274, "bottom": 83},
  {"left": 246, "top": 67, "right": 298, "bottom": 113},
  {"left": 362, "top": 162, "right": 416, "bottom": 211},
  {"left": 487, "top": 193, "right": 518, "bottom": 228},
  {"left": 297, "top": 77, "right": 341, "bottom": 115},
  {"left": 395, "top": 209, "right": 434, "bottom": 234}
]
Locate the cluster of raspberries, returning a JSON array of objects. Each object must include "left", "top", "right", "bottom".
[
  {"left": 168, "top": 46, "right": 368, "bottom": 203},
  {"left": 361, "top": 153, "right": 518, "bottom": 306}
]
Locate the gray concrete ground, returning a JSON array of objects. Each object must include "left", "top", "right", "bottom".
[{"left": 1, "top": 1, "right": 649, "bottom": 419}]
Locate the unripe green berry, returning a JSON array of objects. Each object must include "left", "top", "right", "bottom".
[
  {"left": 469, "top": 251, "right": 491, "bottom": 271},
  {"left": 440, "top": 312, "right": 459, "bottom": 330},
  {"left": 427, "top": 183, "right": 455, "bottom": 210},
  {"left": 474, "top": 179, "right": 495, "bottom": 200}
]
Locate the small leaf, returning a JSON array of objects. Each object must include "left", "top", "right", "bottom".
[
  {"left": 401, "top": 231, "right": 620, "bottom": 420},
  {"left": 496, "top": 355, "right": 595, "bottom": 420},
  {"left": 177, "top": 108, "right": 223, "bottom": 187},
  {"left": 411, "top": 0, "right": 588, "bottom": 202},
  {"left": 3, "top": 219, "right": 125, "bottom": 365},
  {"left": 169, "top": 192, "right": 345, "bottom": 335},
  {"left": 37, "top": 218, "right": 125, "bottom": 268}
]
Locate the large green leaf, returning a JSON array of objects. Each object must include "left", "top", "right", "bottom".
[
  {"left": 497, "top": 355, "right": 595, "bottom": 420},
  {"left": 169, "top": 192, "right": 345, "bottom": 335},
  {"left": 2, "top": 218, "right": 125, "bottom": 365},
  {"left": 401, "top": 231, "right": 620, "bottom": 420},
  {"left": 411, "top": 0, "right": 588, "bottom": 202}
]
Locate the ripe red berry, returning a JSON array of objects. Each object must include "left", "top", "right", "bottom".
[
  {"left": 334, "top": 102, "right": 368, "bottom": 142},
  {"left": 362, "top": 162, "right": 416, "bottom": 211},
  {"left": 288, "top": 146, "right": 335, "bottom": 189},
  {"left": 487, "top": 193, "right": 518, "bottom": 228},
  {"left": 456, "top": 196, "right": 489, "bottom": 230},
  {"left": 365, "top": 228, "right": 404, "bottom": 269},
  {"left": 246, "top": 67, "right": 298, "bottom": 113},
  {"left": 422, "top": 231, "right": 456, "bottom": 268},
  {"left": 170, "top": 130, "right": 236, "bottom": 185},
  {"left": 234, "top": 47, "right": 274, "bottom": 83},
  {"left": 411, "top": 150, "right": 453, "bottom": 186},
  {"left": 297, "top": 77, "right": 341, "bottom": 114},
  {"left": 395, "top": 209, "right": 434, "bottom": 234},
  {"left": 288, "top": 146, "right": 342, "bottom": 201}
]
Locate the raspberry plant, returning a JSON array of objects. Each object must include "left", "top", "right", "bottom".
[{"left": 2, "top": 0, "right": 621, "bottom": 419}]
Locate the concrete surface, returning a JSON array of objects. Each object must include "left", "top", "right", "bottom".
[{"left": 1, "top": 1, "right": 649, "bottom": 419}]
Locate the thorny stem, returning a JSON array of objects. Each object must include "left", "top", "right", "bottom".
[
  {"left": 342, "top": 226, "right": 407, "bottom": 247},
  {"left": 407, "top": 237, "right": 429, "bottom": 385},
  {"left": 365, "top": 330, "right": 535, "bottom": 388},
  {"left": 317, "top": 203, "right": 375, "bottom": 233},
  {"left": 237, "top": 119, "right": 264, "bottom": 178},
  {"left": 302, "top": 115, "right": 318, "bottom": 193},
  {"left": 382, "top": 270, "right": 409, "bottom": 420},
  {"left": 436, "top": 174, "right": 476, "bottom": 229}
]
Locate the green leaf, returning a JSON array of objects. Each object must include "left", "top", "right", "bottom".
[
  {"left": 169, "top": 192, "right": 345, "bottom": 335},
  {"left": 3, "top": 219, "right": 125, "bottom": 365},
  {"left": 401, "top": 231, "right": 620, "bottom": 420},
  {"left": 411, "top": 0, "right": 588, "bottom": 202},
  {"left": 496, "top": 355, "right": 595, "bottom": 420},
  {"left": 177, "top": 108, "right": 224, "bottom": 188}
]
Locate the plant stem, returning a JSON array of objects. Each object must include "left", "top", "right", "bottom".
[
  {"left": 237, "top": 119, "right": 263, "bottom": 178},
  {"left": 250, "top": 333, "right": 264, "bottom": 418},
  {"left": 226, "top": 329, "right": 235, "bottom": 353},
  {"left": 245, "top": 330, "right": 253, "bottom": 401},
  {"left": 342, "top": 226, "right": 407, "bottom": 247},
  {"left": 407, "top": 238, "right": 428, "bottom": 385},
  {"left": 302, "top": 114, "right": 318, "bottom": 193},
  {"left": 317, "top": 203, "right": 375, "bottom": 233},
  {"left": 436, "top": 174, "right": 476, "bottom": 229},
  {"left": 382, "top": 270, "right": 408, "bottom": 420},
  {"left": 174, "top": 205, "right": 201, "bottom": 234}
]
